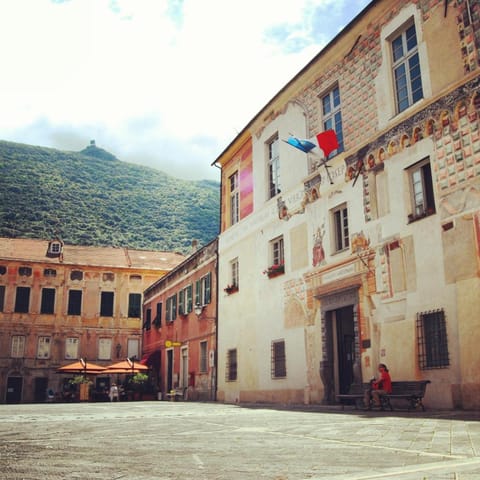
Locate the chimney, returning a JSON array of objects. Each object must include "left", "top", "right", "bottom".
[{"left": 191, "top": 239, "right": 198, "bottom": 253}]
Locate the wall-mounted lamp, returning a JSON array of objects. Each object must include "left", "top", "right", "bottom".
[
  {"left": 116, "top": 343, "right": 122, "bottom": 358},
  {"left": 194, "top": 303, "right": 203, "bottom": 318}
]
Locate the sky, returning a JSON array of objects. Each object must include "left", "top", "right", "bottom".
[{"left": 0, "top": 0, "right": 371, "bottom": 181}]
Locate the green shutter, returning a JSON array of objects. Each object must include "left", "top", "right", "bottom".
[{"left": 205, "top": 272, "right": 211, "bottom": 304}]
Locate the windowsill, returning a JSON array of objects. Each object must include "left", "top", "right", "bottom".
[
  {"left": 224, "top": 287, "right": 239, "bottom": 295},
  {"left": 266, "top": 270, "right": 285, "bottom": 279},
  {"left": 407, "top": 210, "right": 435, "bottom": 224}
]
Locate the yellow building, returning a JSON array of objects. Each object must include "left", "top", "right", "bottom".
[
  {"left": 0, "top": 237, "right": 184, "bottom": 403},
  {"left": 214, "top": 0, "right": 480, "bottom": 409}
]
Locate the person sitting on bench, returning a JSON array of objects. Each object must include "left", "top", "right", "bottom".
[{"left": 364, "top": 363, "right": 392, "bottom": 409}]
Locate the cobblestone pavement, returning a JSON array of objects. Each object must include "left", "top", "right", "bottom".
[{"left": 1, "top": 402, "right": 480, "bottom": 480}]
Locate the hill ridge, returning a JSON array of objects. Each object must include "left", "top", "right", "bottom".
[{"left": 0, "top": 140, "right": 219, "bottom": 254}]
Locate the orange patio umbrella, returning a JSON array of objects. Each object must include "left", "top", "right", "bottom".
[
  {"left": 102, "top": 358, "right": 149, "bottom": 374},
  {"left": 56, "top": 359, "right": 106, "bottom": 375}
]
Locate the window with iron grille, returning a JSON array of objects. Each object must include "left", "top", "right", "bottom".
[
  {"left": 417, "top": 309, "right": 449, "bottom": 369},
  {"left": 226, "top": 348, "right": 237, "bottom": 382},
  {"left": 271, "top": 340, "right": 287, "bottom": 378}
]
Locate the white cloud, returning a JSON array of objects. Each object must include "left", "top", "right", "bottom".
[{"left": 0, "top": 0, "right": 370, "bottom": 180}]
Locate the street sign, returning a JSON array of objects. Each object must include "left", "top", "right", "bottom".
[{"left": 165, "top": 340, "right": 182, "bottom": 348}]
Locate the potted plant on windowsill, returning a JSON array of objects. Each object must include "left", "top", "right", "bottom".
[
  {"left": 224, "top": 284, "right": 239, "bottom": 295},
  {"left": 263, "top": 263, "right": 285, "bottom": 278}
]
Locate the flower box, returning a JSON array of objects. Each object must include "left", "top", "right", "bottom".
[
  {"left": 263, "top": 264, "right": 285, "bottom": 278},
  {"left": 224, "top": 285, "right": 239, "bottom": 295}
]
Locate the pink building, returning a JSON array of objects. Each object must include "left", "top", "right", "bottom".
[{"left": 142, "top": 239, "right": 217, "bottom": 401}]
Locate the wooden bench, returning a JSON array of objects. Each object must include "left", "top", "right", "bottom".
[
  {"left": 336, "top": 380, "right": 431, "bottom": 411},
  {"left": 336, "top": 383, "right": 368, "bottom": 410},
  {"left": 382, "top": 380, "right": 431, "bottom": 411}
]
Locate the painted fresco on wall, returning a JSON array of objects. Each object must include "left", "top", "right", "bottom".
[
  {"left": 312, "top": 223, "right": 326, "bottom": 267},
  {"left": 344, "top": 76, "right": 480, "bottom": 222}
]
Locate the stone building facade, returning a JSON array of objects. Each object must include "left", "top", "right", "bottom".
[
  {"left": 0, "top": 237, "right": 184, "bottom": 403},
  {"left": 214, "top": 0, "right": 480, "bottom": 409}
]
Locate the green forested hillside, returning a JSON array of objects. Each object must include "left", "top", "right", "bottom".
[{"left": 0, "top": 140, "right": 220, "bottom": 253}]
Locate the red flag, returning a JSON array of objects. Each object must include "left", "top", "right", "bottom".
[{"left": 315, "top": 130, "right": 339, "bottom": 157}]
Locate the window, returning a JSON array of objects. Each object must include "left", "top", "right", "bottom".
[
  {"left": 195, "top": 273, "right": 212, "bottom": 307},
  {"left": 128, "top": 293, "right": 142, "bottom": 318},
  {"left": 143, "top": 308, "right": 152, "bottom": 330},
  {"left": 11, "top": 335, "right": 25, "bottom": 358},
  {"left": 271, "top": 236, "right": 284, "bottom": 267},
  {"left": 153, "top": 302, "right": 162, "bottom": 328},
  {"left": 98, "top": 338, "right": 112, "bottom": 360},
  {"left": 417, "top": 309, "right": 449, "bottom": 369},
  {"left": 44, "top": 268, "right": 56, "bottom": 277},
  {"left": 65, "top": 337, "right": 79, "bottom": 359},
  {"left": 408, "top": 158, "right": 435, "bottom": 221},
  {"left": 40, "top": 288, "right": 56, "bottom": 314},
  {"left": 332, "top": 204, "right": 349, "bottom": 252},
  {"left": 392, "top": 23, "right": 423, "bottom": 113},
  {"left": 68, "top": 289, "right": 82, "bottom": 315},
  {"left": 14, "top": 286, "right": 30, "bottom": 313},
  {"left": 48, "top": 241, "right": 62, "bottom": 255},
  {"left": 166, "top": 294, "right": 177, "bottom": 322},
  {"left": 200, "top": 341, "right": 208, "bottom": 373},
  {"left": 229, "top": 171, "right": 239, "bottom": 225},
  {"left": 230, "top": 258, "right": 239, "bottom": 288},
  {"left": 321, "top": 85, "right": 344, "bottom": 154},
  {"left": 130, "top": 274, "right": 142, "bottom": 282},
  {"left": 0, "top": 285, "right": 5, "bottom": 312},
  {"left": 226, "top": 348, "right": 237, "bottom": 381},
  {"left": 37, "top": 336, "right": 51, "bottom": 359},
  {"left": 271, "top": 340, "right": 287, "bottom": 378},
  {"left": 0, "top": 266, "right": 6, "bottom": 275},
  {"left": 19, "top": 266, "right": 32, "bottom": 276},
  {"left": 70, "top": 270, "right": 83, "bottom": 281},
  {"left": 267, "top": 136, "right": 281, "bottom": 199},
  {"left": 100, "top": 291, "right": 114, "bottom": 317},
  {"left": 178, "top": 284, "right": 193, "bottom": 315},
  {"left": 127, "top": 338, "right": 139, "bottom": 360}
]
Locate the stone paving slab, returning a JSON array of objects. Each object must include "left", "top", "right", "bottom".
[{"left": 0, "top": 402, "right": 479, "bottom": 479}]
